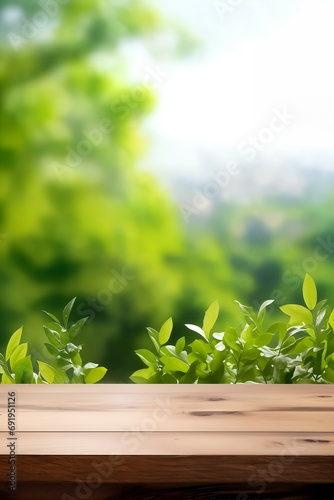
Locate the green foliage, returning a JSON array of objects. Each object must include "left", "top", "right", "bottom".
[
  {"left": 1, "top": 1, "right": 334, "bottom": 385},
  {"left": 0, "top": 0, "right": 191, "bottom": 383},
  {"left": 130, "top": 274, "right": 334, "bottom": 384},
  {"left": 0, "top": 299, "right": 107, "bottom": 384}
]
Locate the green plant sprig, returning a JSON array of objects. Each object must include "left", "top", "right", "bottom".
[
  {"left": 0, "top": 299, "right": 107, "bottom": 384},
  {"left": 130, "top": 274, "right": 334, "bottom": 384}
]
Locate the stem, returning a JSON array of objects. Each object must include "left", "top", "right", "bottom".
[{"left": 258, "top": 365, "right": 267, "bottom": 384}]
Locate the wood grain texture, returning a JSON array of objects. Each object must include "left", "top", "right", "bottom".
[
  {"left": 1, "top": 455, "right": 333, "bottom": 483},
  {"left": 4, "top": 430, "right": 334, "bottom": 455},
  {"left": 0, "top": 384, "right": 333, "bottom": 498},
  {"left": 5, "top": 410, "right": 334, "bottom": 432},
  {"left": 1, "top": 385, "right": 333, "bottom": 455}
]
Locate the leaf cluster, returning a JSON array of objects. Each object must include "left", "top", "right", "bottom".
[
  {"left": 0, "top": 299, "right": 107, "bottom": 384},
  {"left": 130, "top": 274, "right": 334, "bottom": 384}
]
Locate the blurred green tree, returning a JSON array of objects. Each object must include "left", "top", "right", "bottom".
[
  {"left": 1, "top": 1, "right": 333, "bottom": 382},
  {"left": 0, "top": 0, "right": 193, "bottom": 380}
]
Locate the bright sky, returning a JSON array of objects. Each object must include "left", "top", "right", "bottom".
[{"left": 135, "top": 0, "right": 334, "bottom": 176}]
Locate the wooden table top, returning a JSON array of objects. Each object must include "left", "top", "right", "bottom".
[
  {"left": 1, "top": 384, "right": 334, "bottom": 455},
  {"left": 0, "top": 384, "right": 333, "bottom": 499}
]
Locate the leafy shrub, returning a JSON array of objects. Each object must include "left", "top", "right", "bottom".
[
  {"left": 130, "top": 274, "right": 334, "bottom": 384},
  {"left": 0, "top": 299, "right": 107, "bottom": 384}
]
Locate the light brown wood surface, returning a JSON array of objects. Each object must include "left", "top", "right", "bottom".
[{"left": 1, "top": 384, "right": 334, "bottom": 455}]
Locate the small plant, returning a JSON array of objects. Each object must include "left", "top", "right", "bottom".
[
  {"left": 130, "top": 274, "right": 334, "bottom": 384},
  {"left": 0, "top": 299, "right": 107, "bottom": 384}
]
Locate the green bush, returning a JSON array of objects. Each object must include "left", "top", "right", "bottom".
[
  {"left": 2, "top": 274, "right": 334, "bottom": 384},
  {"left": 0, "top": 299, "right": 107, "bottom": 384},
  {"left": 130, "top": 274, "right": 334, "bottom": 384}
]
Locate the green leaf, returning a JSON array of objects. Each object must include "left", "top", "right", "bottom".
[
  {"left": 6, "top": 327, "right": 23, "bottom": 361},
  {"left": 69, "top": 317, "right": 88, "bottom": 340},
  {"left": 84, "top": 366, "right": 107, "bottom": 384},
  {"left": 179, "top": 360, "right": 200, "bottom": 383},
  {"left": 162, "top": 345, "right": 189, "bottom": 363},
  {"left": 203, "top": 300, "right": 219, "bottom": 336},
  {"left": 1, "top": 373, "right": 15, "bottom": 384},
  {"left": 257, "top": 300, "right": 274, "bottom": 321},
  {"left": 185, "top": 323, "right": 208, "bottom": 341},
  {"left": 240, "top": 324, "right": 256, "bottom": 342},
  {"left": 268, "top": 322, "right": 287, "bottom": 343},
  {"left": 58, "top": 327, "right": 70, "bottom": 346},
  {"left": 45, "top": 321, "right": 63, "bottom": 333},
  {"left": 43, "top": 326, "right": 63, "bottom": 349},
  {"left": 329, "top": 310, "right": 334, "bottom": 331},
  {"left": 259, "top": 345, "right": 276, "bottom": 359},
  {"left": 287, "top": 337, "right": 314, "bottom": 355},
  {"left": 242, "top": 347, "right": 260, "bottom": 360},
  {"left": 10, "top": 343, "right": 28, "bottom": 372},
  {"left": 315, "top": 308, "right": 328, "bottom": 330},
  {"left": 323, "top": 366, "right": 334, "bottom": 383},
  {"left": 273, "top": 355, "right": 287, "bottom": 370},
  {"left": 326, "top": 353, "right": 334, "bottom": 370},
  {"left": 43, "top": 310, "right": 61, "bottom": 323},
  {"left": 45, "top": 325, "right": 63, "bottom": 340},
  {"left": 0, "top": 354, "right": 15, "bottom": 382},
  {"left": 147, "top": 327, "right": 160, "bottom": 353},
  {"left": 189, "top": 339, "right": 210, "bottom": 361},
  {"left": 71, "top": 365, "right": 85, "bottom": 384},
  {"left": 44, "top": 343, "right": 60, "bottom": 357},
  {"left": 303, "top": 274, "right": 317, "bottom": 310},
  {"left": 34, "top": 373, "right": 44, "bottom": 384},
  {"left": 53, "top": 367, "right": 69, "bottom": 383},
  {"left": 161, "top": 356, "right": 189, "bottom": 373},
  {"left": 130, "top": 366, "right": 156, "bottom": 383},
  {"left": 158, "top": 317, "right": 173, "bottom": 345},
  {"left": 238, "top": 360, "right": 257, "bottom": 379},
  {"left": 14, "top": 356, "right": 34, "bottom": 383},
  {"left": 253, "top": 333, "right": 274, "bottom": 347},
  {"left": 175, "top": 336, "right": 185, "bottom": 355},
  {"left": 235, "top": 301, "right": 256, "bottom": 325},
  {"left": 214, "top": 341, "right": 225, "bottom": 351},
  {"left": 63, "top": 298, "right": 76, "bottom": 328},
  {"left": 280, "top": 304, "right": 313, "bottom": 325},
  {"left": 196, "top": 361, "right": 209, "bottom": 378},
  {"left": 73, "top": 352, "right": 83, "bottom": 366},
  {"left": 83, "top": 362, "right": 99, "bottom": 371},
  {"left": 312, "top": 300, "right": 328, "bottom": 325},
  {"left": 56, "top": 355, "right": 73, "bottom": 369},
  {"left": 161, "top": 373, "right": 178, "bottom": 383},
  {"left": 66, "top": 343, "right": 78, "bottom": 352},
  {"left": 69, "top": 350, "right": 82, "bottom": 363},
  {"left": 210, "top": 349, "right": 226, "bottom": 373},
  {"left": 223, "top": 327, "right": 241, "bottom": 351},
  {"left": 135, "top": 349, "right": 157, "bottom": 367},
  {"left": 37, "top": 361, "right": 55, "bottom": 384}
]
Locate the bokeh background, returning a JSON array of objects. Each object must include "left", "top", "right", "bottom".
[{"left": 1, "top": 0, "right": 334, "bottom": 381}]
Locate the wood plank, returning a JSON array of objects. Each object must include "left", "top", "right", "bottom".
[
  {"left": 1, "top": 384, "right": 333, "bottom": 411},
  {"left": 1, "top": 409, "right": 331, "bottom": 432},
  {"left": 1, "top": 455, "right": 334, "bottom": 484},
  {"left": 5, "top": 431, "right": 334, "bottom": 455}
]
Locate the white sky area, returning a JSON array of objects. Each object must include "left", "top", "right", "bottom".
[{"left": 122, "top": 0, "right": 334, "bottom": 178}]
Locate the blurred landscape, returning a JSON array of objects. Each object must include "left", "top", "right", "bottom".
[{"left": 0, "top": 0, "right": 334, "bottom": 381}]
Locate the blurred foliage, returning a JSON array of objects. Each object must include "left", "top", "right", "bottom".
[
  {"left": 0, "top": 0, "right": 190, "bottom": 380},
  {"left": 0, "top": 1, "right": 334, "bottom": 382}
]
